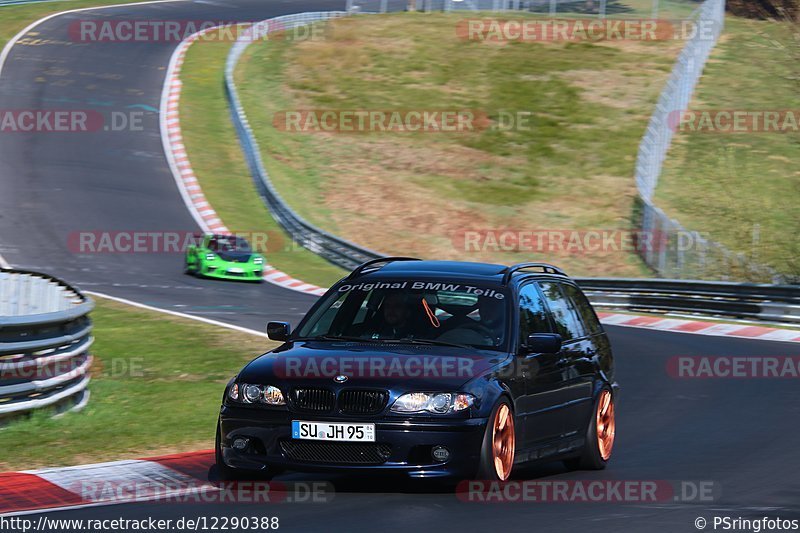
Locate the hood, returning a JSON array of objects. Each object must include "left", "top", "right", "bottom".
[
  {"left": 237, "top": 341, "right": 511, "bottom": 391},
  {"left": 216, "top": 250, "right": 253, "bottom": 263}
]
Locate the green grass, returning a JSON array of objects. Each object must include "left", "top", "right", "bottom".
[
  {"left": 0, "top": 296, "right": 277, "bottom": 471},
  {"left": 656, "top": 17, "right": 800, "bottom": 279},
  {"left": 231, "top": 12, "right": 682, "bottom": 277},
  {"left": 179, "top": 35, "right": 346, "bottom": 288}
]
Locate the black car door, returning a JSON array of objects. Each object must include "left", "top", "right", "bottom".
[
  {"left": 537, "top": 281, "right": 594, "bottom": 437},
  {"left": 515, "top": 282, "right": 567, "bottom": 450}
]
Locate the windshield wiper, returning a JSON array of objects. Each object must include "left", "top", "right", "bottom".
[
  {"left": 380, "top": 338, "right": 475, "bottom": 350},
  {"left": 291, "top": 335, "right": 380, "bottom": 343}
]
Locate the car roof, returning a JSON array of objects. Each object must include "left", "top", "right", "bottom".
[{"left": 349, "top": 260, "right": 570, "bottom": 286}]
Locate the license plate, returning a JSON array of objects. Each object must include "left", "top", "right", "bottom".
[
  {"left": 227, "top": 268, "right": 244, "bottom": 274},
  {"left": 292, "top": 420, "right": 375, "bottom": 442}
]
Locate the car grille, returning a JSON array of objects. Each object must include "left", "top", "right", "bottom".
[
  {"left": 290, "top": 388, "right": 335, "bottom": 412},
  {"left": 280, "top": 441, "right": 392, "bottom": 465},
  {"left": 339, "top": 390, "right": 388, "bottom": 415},
  {"left": 289, "top": 388, "right": 389, "bottom": 414}
]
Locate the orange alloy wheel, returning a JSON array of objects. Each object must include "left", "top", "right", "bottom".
[
  {"left": 596, "top": 389, "right": 616, "bottom": 461},
  {"left": 492, "top": 404, "right": 515, "bottom": 480}
]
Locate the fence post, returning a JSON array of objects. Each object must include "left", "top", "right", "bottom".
[
  {"left": 346, "top": 0, "right": 354, "bottom": 13},
  {"left": 380, "top": 0, "right": 388, "bottom": 13},
  {"left": 599, "top": 0, "right": 607, "bottom": 18},
  {"left": 549, "top": 0, "right": 557, "bottom": 16}
]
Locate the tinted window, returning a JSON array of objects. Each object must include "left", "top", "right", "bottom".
[
  {"left": 518, "top": 284, "right": 551, "bottom": 345},
  {"left": 562, "top": 283, "right": 602, "bottom": 335},
  {"left": 296, "top": 281, "right": 510, "bottom": 351},
  {"left": 538, "top": 282, "right": 585, "bottom": 341}
]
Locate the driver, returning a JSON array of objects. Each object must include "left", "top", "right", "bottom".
[
  {"left": 478, "top": 296, "right": 505, "bottom": 344},
  {"left": 375, "top": 292, "right": 412, "bottom": 339}
]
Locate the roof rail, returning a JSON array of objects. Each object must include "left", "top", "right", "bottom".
[
  {"left": 347, "top": 257, "right": 422, "bottom": 279},
  {"left": 502, "top": 262, "right": 567, "bottom": 285}
]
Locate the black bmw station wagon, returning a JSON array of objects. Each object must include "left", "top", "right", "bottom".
[{"left": 216, "top": 259, "right": 617, "bottom": 481}]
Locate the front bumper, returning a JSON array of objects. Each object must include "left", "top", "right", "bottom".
[
  {"left": 218, "top": 405, "right": 487, "bottom": 479},
  {"left": 199, "top": 262, "right": 263, "bottom": 281}
]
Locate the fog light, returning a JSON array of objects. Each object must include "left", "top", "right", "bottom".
[
  {"left": 431, "top": 446, "right": 450, "bottom": 462},
  {"left": 232, "top": 437, "right": 250, "bottom": 451}
]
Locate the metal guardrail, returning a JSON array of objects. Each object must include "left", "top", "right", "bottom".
[
  {"left": 0, "top": 269, "right": 94, "bottom": 422},
  {"left": 224, "top": 12, "right": 384, "bottom": 271},
  {"left": 575, "top": 278, "right": 800, "bottom": 324}
]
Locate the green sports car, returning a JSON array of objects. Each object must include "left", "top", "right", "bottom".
[{"left": 185, "top": 233, "right": 265, "bottom": 282}]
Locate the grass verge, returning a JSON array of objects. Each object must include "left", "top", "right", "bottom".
[
  {"left": 0, "top": 296, "right": 276, "bottom": 471},
  {"left": 232, "top": 12, "right": 685, "bottom": 277},
  {"left": 179, "top": 34, "right": 346, "bottom": 288},
  {"left": 656, "top": 17, "right": 800, "bottom": 279}
]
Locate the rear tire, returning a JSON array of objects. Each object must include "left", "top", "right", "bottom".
[
  {"left": 476, "top": 399, "right": 516, "bottom": 480},
  {"left": 566, "top": 387, "right": 616, "bottom": 471}
]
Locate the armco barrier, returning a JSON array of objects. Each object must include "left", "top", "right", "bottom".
[
  {"left": 575, "top": 278, "right": 800, "bottom": 324},
  {"left": 0, "top": 269, "right": 93, "bottom": 421},
  {"left": 224, "top": 11, "right": 384, "bottom": 271}
]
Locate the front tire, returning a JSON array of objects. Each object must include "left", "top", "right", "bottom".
[
  {"left": 566, "top": 387, "right": 616, "bottom": 470},
  {"left": 476, "top": 399, "right": 516, "bottom": 480}
]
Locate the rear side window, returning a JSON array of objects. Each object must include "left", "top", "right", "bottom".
[
  {"left": 538, "top": 281, "right": 585, "bottom": 341},
  {"left": 518, "top": 283, "right": 551, "bottom": 344},
  {"left": 562, "top": 283, "right": 603, "bottom": 335}
]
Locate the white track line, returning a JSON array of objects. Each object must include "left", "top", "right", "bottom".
[{"left": 86, "top": 291, "right": 268, "bottom": 337}]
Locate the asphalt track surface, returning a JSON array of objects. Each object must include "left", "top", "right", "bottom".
[{"left": 0, "top": 1, "right": 799, "bottom": 531}]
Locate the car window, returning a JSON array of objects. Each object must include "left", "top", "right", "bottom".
[
  {"left": 538, "top": 281, "right": 585, "bottom": 341},
  {"left": 295, "top": 281, "right": 511, "bottom": 351},
  {"left": 518, "top": 283, "right": 552, "bottom": 346},
  {"left": 562, "top": 283, "right": 602, "bottom": 335}
]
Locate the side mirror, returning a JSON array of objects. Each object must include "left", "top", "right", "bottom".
[
  {"left": 266, "top": 321, "right": 291, "bottom": 342},
  {"left": 524, "top": 333, "right": 562, "bottom": 354}
]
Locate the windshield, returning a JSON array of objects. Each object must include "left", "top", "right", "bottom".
[
  {"left": 209, "top": 236, "right": 251, "bottom": 253},
  {"left": 295, "top": 280, "right": 510, "bottom": 351}
]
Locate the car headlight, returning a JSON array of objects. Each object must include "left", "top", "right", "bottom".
[
  {"left": 205, "top": 253, "right": 216, "bottom": 261},
  {"left": 391, "top": 392, "right": 475, "bottom": 414},
  {"left": 229, "top": 383, "right": 285, "bottom": 406},
  {"left": 252, "top": 256, "right": 264, "bottom": 264}
]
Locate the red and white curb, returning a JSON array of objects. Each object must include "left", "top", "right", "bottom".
[
  {"left": 597, "top": 312, "right": 800, "bottom": 343},
  {"left": 159, "top": 27, "right": 326, "bottom": 297},
  {"left": 0, "top": 451, "right": 217, "bottom": 516}
]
